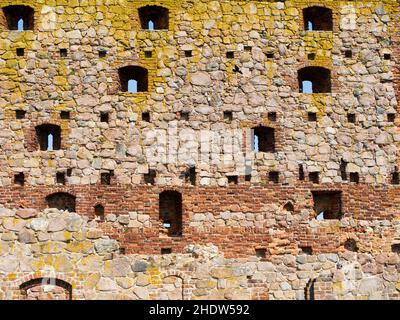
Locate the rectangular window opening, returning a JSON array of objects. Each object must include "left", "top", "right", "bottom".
[
  {"left": 144, "top": 169, "right": 156, "bottom": 185},
  {"left": 299, "top": 164, "right": 305, "bottom": 181},
  {"left": 312, "top": 191, "right": 342, "bottom": 220},
  {"left": 349, "top": 172, "right": 359, "bottom": 183},
  {"left": 227, "top": 175, "right": 238, "bottom": 185},
  {"left": 309, "top": 172, "right": 319, "bottom": 184},
  {"left": 101, "top": 171, "right": 113, "bottom": 185},
  {"left": 56, "top": 172, "right": 66, "bottom": 185},
  {"left": 269, "top": 171, "right": 279, "bottom": 184}
]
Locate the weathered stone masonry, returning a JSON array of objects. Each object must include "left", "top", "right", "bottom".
[{"left": 0, "top": 0, "right": 400, "bottom": 299}]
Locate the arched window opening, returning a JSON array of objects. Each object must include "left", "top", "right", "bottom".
[
  {"left": 303, "top": 6, "right": 333, "bottom": 31},
  {"left": 35, "top": 124, "right": 61, "bottom": 151},
  {"left": 283, "top": 202, "right": 294, "bottom": 212},
  {"left": 3, "top": 5, "right": 34, "bottom": 31},
  {"left": 312, "top": 191, "right": 342, "bottom": 220},
  {"left": 94, "top": 204, "right": 105, "bottom": 221},
  {"left": 118, "top": 66, "right": 148, "bottom": 92},
  {"left": 252, "top": 126, "right": 275, "bottom": 153},
  {"left": 344, "top": 239, "right": 358, "bottom": 252},
  {"left": 298, "top": 67, "right": 331, "bottom": 93},
  {"left": 159, "top": 191, "right": 182, "bottom": 237},
  {"left": 46, "top": 192, "right": 76, "bottom": 212},
  {"left": 139, "top": 6, "right": 169, "bottom": 30},
  {"left": 392, "top": 244, "right": 400, "bottom": 253},
  {"left": 20, "top": 278, "right": 72, "bottom": 300}
]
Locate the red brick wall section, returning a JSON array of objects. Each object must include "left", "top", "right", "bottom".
[{"left": 0, "top": 182, "right": 398, "bottom": 257}]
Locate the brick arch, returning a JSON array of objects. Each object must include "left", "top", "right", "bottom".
[
  {"left": 108, "top": 61, "right": 155, "bottom": 94},
  {"left": 24, "top": 120, "right": 70, "bottom": 152},
  {"left": 11, "top": 271, "right": 78, "bottom": 300},
  {"left": 300, "top": 3, "right": 337, "bottom": 32},
  {"left": 20, "top": 277, "right": 72, "bottom": 300},
  {"left": 159, "top": 271, "right": 188, "bottom": 300},
  {"left": 304, "top": 275, "right": 333, "bottom": 300}
]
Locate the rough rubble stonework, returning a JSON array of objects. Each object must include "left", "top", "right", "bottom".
[{"left": 0, "top": 0, "right": 399, "bottom": 299}]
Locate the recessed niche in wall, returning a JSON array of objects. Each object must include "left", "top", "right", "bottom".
[
  {"left": 60, "top": 111, "right": 70, "bottom": 120},
  {"left": 14, "top": 172, "right": 25, "bottom": 186},
  {"left": 226, "top": 51, "right": 234, "bottom": 59},
  {"left": 347, "top": 113, "right": 356, "bottom": 123},
  {"left": 144, "top": 169, "right": 156, "bottom": 185},
  {"left": 16, "top": 110, "right": 26, "bottom": 119},
  {"left": 227, "top": 175, "right": 238, "bottom": 185},
  {"left": 345, "top": 50, "right": 353, "bottom": 58},
  {"left": 268, "top": 171, "right": 279, "bottom": 184},
  {"left": 268, "top": 112, "right": 277, "bottom": 122},
  {"left": 307, "top": 53, "right": 316, "bottom": 60},
  {"left": 100, "top": 112, "right": 109, "bottom": 123},
  {"left": 161, "top": 248, "right": 172, "bottom": 255},
  {"left": 142, "top": 112, "right": 150, "bottom": 122},
  {"left": 180, "top": 112, "right": 189, "bottom": 121},
  {"left": 101, "top": 171, "right": 113, "bottom": 185},
  {"left": 98, "top": 49, "right": 107, "bottom": 58},
  {"left": 309, "top": 172, "right": 319, "bottom": 184},
  {"left": 308, "top": 112, "right": 317, "bottom": 122},
  {"left": 387, "top": 113, "right": 395, "bottom": 122},
  {"left": 60, "top": 49, "right": 68, "bottom": 57},
  {"left": 223, "top": 111, "right": 233, "bottom": 122},
  {"left": 349, "top": 172, "right": 359, "bottom": 183},
  {"left": 56, "top": 172, "right": 66, "bottom": 185},
  {"left": 255, "top": 248, "right": 267, "bottom": 259},
  {"left": 312, "top": 191, "right": 342, "bottom": 220},
  {"left": 16, "top": 48, "right": 24, "bottom": 56}
]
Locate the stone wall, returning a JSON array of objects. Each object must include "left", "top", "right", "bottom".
[
  {"left": 0, "top": 0, "right": 398, "bottom": 186},
  {"left": 0, "top": 0, "right": 400, "bottom": 300},
  {"left": 0, "top": 207, "right": 399, "bottom": 300}
]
